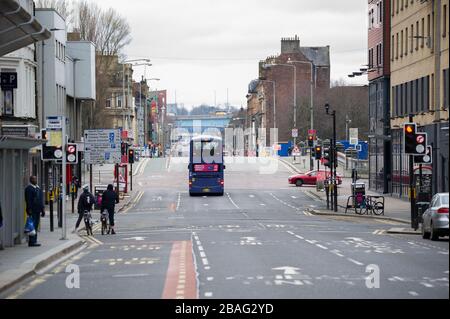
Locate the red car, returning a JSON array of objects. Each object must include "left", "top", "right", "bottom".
[{"left": 288, "top": 170, "right": 343, "bottom": 187}]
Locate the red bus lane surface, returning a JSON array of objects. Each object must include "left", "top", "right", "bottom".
[{"left": 162, "top": 241, "right": 198, "bottom": 299}]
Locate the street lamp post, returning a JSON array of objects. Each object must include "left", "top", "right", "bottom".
[
  {"left": 139, "top": 78, "right": 160, "bottom": 148},
  {"left": 121, "top": 59, "right": 151, "bottom": 130},
  {"left": 287, "top": 58, "right": 316, "bottom": 170}
]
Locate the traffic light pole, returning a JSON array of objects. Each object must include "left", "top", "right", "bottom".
[
  {"left": 130, "top": 164, "right": 133, "bottom": 191},
  {"left": 408, "top": 116, "right": 417, "bottom": 230},
  {"left": 61, "top": 116, "right": 67, "bottom": 240},
  {"left": 333, "top": 111, "right": 338, "bottom": 212}
]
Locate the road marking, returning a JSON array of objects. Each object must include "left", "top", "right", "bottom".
[
  {"left": 207, "top": 277, "right": 214, "bottom": 281},
  {"left": 204, "top": 292, "right": 213, "bottom": 298},
  {"left": 112, "top": 273, "right": 150, "bottom": 278},
  {"left": 162, "top": 241, "right": 197, "bottom": 299},
  {"left": 176, "top": 192, "right": 181, "bottom": 211},
  {"left": 260, "top": 203, "right": 266, "bottom": 206},
  {"left": 202, "top": 258, "right": 209, "bottom": 265},
  {"left": 249, "top": 195, "right": 255, "bottom": 198},
  {"left": 295, "top": 235, "right": 304, "bottom": 240},
  {"left": 330, "top": 250, "right": 344, "bottom": 257},
  {"left": 226, "top": 192, "right": 240, "bottom": 210},
  {"left": 347, "top": 258, "right": 364, "bottom": 266},
  {"left": 409, "top": 291, "right": 419, "bottom": 297},
  {"left": 420, "top": 282, "right": 434, "bottom": 288},
  {"left": 316, "top": 244, "right": 328, "bottom": 250}
]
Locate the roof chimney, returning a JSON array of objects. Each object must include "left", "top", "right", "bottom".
[{"left": 281, "top": 35, "right": 300, "bottom": 54}]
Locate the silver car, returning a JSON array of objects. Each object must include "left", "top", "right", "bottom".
[{"left": 422, "top": 193, "right": 449, "bottom": 241}]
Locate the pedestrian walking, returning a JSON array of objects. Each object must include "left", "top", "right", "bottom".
[
  {"left": 73, "top": 185, "right": 95, "bottom": 233},
  {"left": 24, "top": 176, "right": 45, "bottom": 247},
  {"left": 101, "top": 184, "right": 119, "bottom": 235}
]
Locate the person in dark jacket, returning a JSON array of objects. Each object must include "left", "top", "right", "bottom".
[
  {"left": 73, "top": 185, "right": 95, "bottom": 233},
  {"left": 101, "top": 184, "right": 119, "bottom": 234},
  {"left": 25, "top": 176, "right": 45, "bottom": 247}
]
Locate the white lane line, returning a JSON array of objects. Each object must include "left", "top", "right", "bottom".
[
  {"left": 202, "top": 258, "right": 209, "bottom": 265},
  {"left": 205, "top": 292, "right": 213, "bottom": 298},
  {"left": 331, "top": 250, "right": 345, "bottom": 257},
  {"left": 207, "top": 277, "right": 214, "bottom": 281},
  {"left": 199, "top": 252, "right": 206, "bottom": 258},
  {"left": 305, "top": 240, "right": 316, "bottom": 244},
  {"left": 176, "top": 192, "right": 181, "bottom": 211},
  {"left": 420, "top": 282, "right": 434, "bottom": 288},
  {"left": 112, "top": 273, "right": 149, "bottom": 278},
  {"left": 316, "top": 244, "right": 328, "bottom": 250},
  {"left": 260, "top": 203, "right": 266, "bottom": 206},
  {"left": 249, "top": 195, "right": 255, "bottom": 198},
  {"left": 409, "top": 291, "right": 419, "bottom": 297},
  {"left": 295, "top": 235, "right": 304, "bottom": 240},
  {"left": 291, "top": 196, "right": 297, "bottom": 199},
  {"left": 287, "top": 231, "right": 295, "bottom": 235},
  {"left": 347, "top": 258, "right": 364, "bottom": 266},
  {"left": 226, "top": 192, "right": 240, "bottom": 210},
  {"left": 198, "top": 246, "right": 204, "bottom": 251}
]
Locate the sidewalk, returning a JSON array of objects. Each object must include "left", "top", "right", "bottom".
[
  {"left": 281, "top": 156, "right": 412, "bottom": 224},
  {"left": 0, "top": 184, "right": 137, "bottom": 294}
]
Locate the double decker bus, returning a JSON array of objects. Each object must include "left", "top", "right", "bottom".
[{"left": 188, "top": 135, "right": 225, "bottom": 196}]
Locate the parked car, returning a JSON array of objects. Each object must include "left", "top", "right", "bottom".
[
  {"left": 288, "top": 170, "right": 343, "bottom": 187},
  {"left": 422, "top": 193, "right": 449, "bottom": 241}
]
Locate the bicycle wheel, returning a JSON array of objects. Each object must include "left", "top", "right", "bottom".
[{"left": 373, "top": 202, "right": 384, "bottom": 215}]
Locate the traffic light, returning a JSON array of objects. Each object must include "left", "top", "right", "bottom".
[
  {"left": 66, "top": 143, "right": 78, "bottom": 164},
  {"left": 415, "top": 145, "right": 432, "bottom": 164},
  {"left": 128, "top": 148, "right": 135, "bottom": 164},
  {"left": 315, "top": 146, "right": 322, "bottom": 160},
  {"left": 323, "top": 147, "right": 331, "bottom": 167},
  {"left": 41, "top": 129, "right": 63, "bottom": 161},
  {"left": 404, "top": 123, "right": 417, "bottom": 154},
  {"left": 308, "top": 134, "right": 314, "bottom": 147}
]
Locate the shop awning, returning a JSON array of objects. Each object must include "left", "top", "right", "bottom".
[
  {"left": 0, "top": 0, "right": 51, "bottom": 57},
  {"left": 0, "top": 136, "right": 46, "bottom": 150}
]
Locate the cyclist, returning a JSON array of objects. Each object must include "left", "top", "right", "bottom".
[
  {"left": 101, "top": 184, "right": 119, "bottom": 234},
  {"left": 73, "top": 185, "right": 95, "bottom": 233}
]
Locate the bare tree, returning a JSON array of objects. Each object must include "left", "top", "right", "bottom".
[
  {"left": 72, "top": 1, "right": 132, "bottom": 56},
  {"left": 34, "top": 0, "right": 72, "bottom": 21}
]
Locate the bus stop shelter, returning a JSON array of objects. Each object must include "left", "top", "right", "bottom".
[{"left": 0, "top": 136, "right": 45, "bottom": 249}]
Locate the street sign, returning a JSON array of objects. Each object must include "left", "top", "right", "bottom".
[
  {"left": 292, "top": 129, "right": 298, "bottom": 138},
  {"left": 1, "top": 72, "right": 17, "bottom": 89},
  {"left": 349, "top": 128, "right": 358, "bottom": 145},
  {"left": 84, "top": 129, "right": 121, "bottom": 164},
  {"left": 46, "top": 116, "right": 63, "bottom": 129}
]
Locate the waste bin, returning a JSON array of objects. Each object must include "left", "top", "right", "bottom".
[
  {"left": 416, "top": 201, "right": 430, "bottom": 223},
  {"left": 351, "top": 182, "right": 366, "bottom": 208}
]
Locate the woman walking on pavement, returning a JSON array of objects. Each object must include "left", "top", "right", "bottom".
[{"left": 101, "top": 184, "right": 119, "bottom": 234}]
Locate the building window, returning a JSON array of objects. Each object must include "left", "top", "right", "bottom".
[
  {"left": 423, "top": 76, "right": 429, "bottom": 111},
  {"left": 401, "top": 0, "right": 404, "bottom": 11},
  {"left": 416, "top": 21, "right": 419, "bottom": 50},
  {"left": 444, "top": 4, "right": 448, "bottom": 38},
  {"left": 396, "top": 33, "right": 399, "bottom": 59},
  {"left": 418, "top": 77, "right": 423, "bottom": 112},
  {"left": 427, "top": 14, "right": 431, "bottom": 46},
  {"left": 401, "top": 30, "right": 404, "bottom": 57},
  {"left": 397, "top": 0, "right": 399, "bottom": 14},
  {"left": 444, "top": 69, "right": 449, "bottom": 109},
  {"left": 411, "top": 24, "right": 414, "bottom": 53},
  {"left": 421, "top": 18, "right": 425, "bottom": 48},
  {"left": 106, "top": 99, "right": 111, "bottom": 108},
  {"left": 405, "top": 27, "right": 409, "bottom": 55},
  {"left": 1, "top": 89, "right": 14, "bottom": 116},
  {"left": 117, "top": 94, "right": 122, "bottom": 108},
  {"left": 379, "top": 1, "right": 383, "bottom": 23},
  {"left": 392, "top": 35, "right": 395, "bottom": 61}
]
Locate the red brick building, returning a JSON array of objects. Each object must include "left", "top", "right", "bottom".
[{"left": 247, "top": 35, "right": 330, "bottom": 147}]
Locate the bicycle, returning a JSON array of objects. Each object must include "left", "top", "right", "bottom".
[
  {"left": 357, "top": 195, "right": 385, "bottom": 216},
  {"left": 83, "top": 210, "right": 94, "bottom": 236},
  {"left": 100, "top": 210, "right": 109, "bottom": 235}
]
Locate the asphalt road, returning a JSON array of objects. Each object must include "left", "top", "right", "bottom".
[{"left": 2, "top": 157, "right": 448, "bottom": 299}]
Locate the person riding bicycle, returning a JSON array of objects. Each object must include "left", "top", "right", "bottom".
[
  {"left": 101, "top": 184, "right": 119, "bottom": 235},
  {"left": 73, "top": 185, "right": 95, "bottom": 233}
]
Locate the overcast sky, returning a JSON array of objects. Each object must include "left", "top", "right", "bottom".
[{"left": 94, "top": 0, "right": 368, "bottom": 109}]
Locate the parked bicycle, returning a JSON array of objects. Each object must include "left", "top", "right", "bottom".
[{"left": 356, "top": 195, "right": 385, "bottom": 216}]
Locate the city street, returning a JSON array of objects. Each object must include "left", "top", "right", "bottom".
[{"left": 1, "top": 157, "right": 448, "bottom": 299}]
